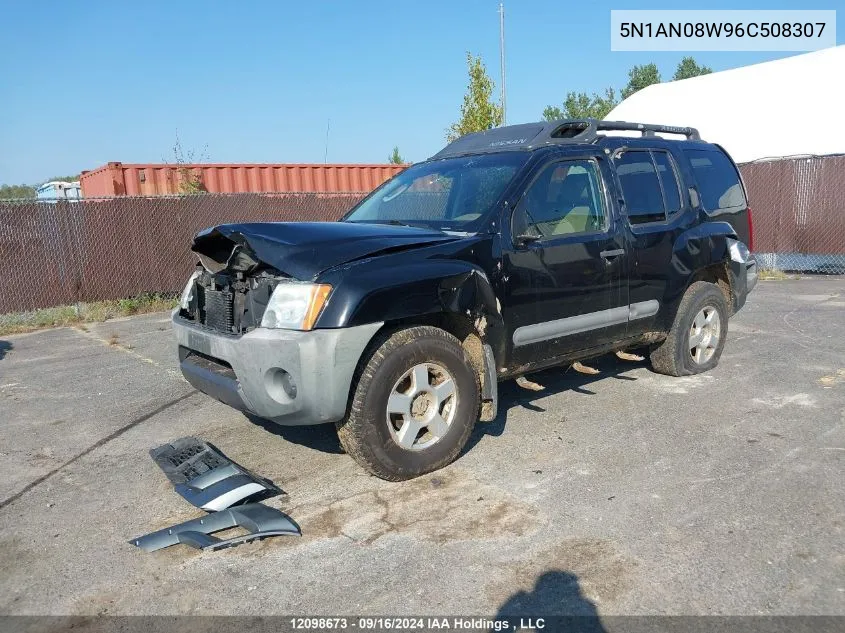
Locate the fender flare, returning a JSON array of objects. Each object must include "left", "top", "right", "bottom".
[{"left": 663, "top": 220, "right": 738, "bottom": 322}]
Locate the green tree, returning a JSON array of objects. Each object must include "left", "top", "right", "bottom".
[
  {"left": 543, "top": 87, "right": 618, "bottom": 121},
  {"left": 621, "top": 63, "right": 661, "bottom": 99},
  {"left": 672, "top": 57, "right": 713, "bottom": 81},
  {"left": 44, "top": 175, "right": 80, "bottom": 183},
  {"left": 447, "top": 52, "right": 503, "bottom": 142},
  {"left": 0, "top": 184, "right": 36, "bottom": 200},
  {"left": 388, "top": 146, "right": 405, "bottom": 164}
]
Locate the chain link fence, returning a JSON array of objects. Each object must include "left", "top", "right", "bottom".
[
  {"left": 0, "top": 193, "right": 364, "bottom": 315},
  {"left": 0, "top": 155, "right": 843, "bottom": 316},
  {"left": 741, "top": 155, "right": 845, "bottom": 275}
]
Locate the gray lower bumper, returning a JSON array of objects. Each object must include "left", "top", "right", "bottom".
[{"left": 173, "top": 313, "right": 383, "bottom": 426}]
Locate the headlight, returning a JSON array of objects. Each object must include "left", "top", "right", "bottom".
[
  {"left": 261, "top": 283, "right": 332, "bottom": 330},
  {"left": 179, "top": 271, "right": 201, "bottom": 309}
]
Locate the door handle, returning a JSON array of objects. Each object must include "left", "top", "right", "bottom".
[{"left": 600, "top": 248, "right": 625, "bottom": 261}]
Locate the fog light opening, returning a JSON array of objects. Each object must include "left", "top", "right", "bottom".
[{"left": 265, "top": 368, "right": 297, "bottom": 404}]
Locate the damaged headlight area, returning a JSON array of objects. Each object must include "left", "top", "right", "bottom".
[
  {"left": 179, "top": 269, "right": 287, "bottom": 335},
  {"left": 178, "top": 269, "right": 332, "bottom": 335},
  {"left": 261, "top": 282, "right": 332, "bottom": 331},
  {"left": 179, "top": 271, "right": 201, "bottom": 309}
]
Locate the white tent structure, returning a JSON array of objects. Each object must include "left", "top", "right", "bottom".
[{"left": 606, "top": 46, "right": 845, "bottom": 164}]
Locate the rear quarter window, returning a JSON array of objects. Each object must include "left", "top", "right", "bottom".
[{"left": 683, "top": 148, "right": 746, "bottom": 211}]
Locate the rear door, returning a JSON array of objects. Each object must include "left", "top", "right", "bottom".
[
  {"left": 501, "top": 154, "right": 629, "bottom": 366},
  {"left": 682, "top": 145, "right": 751, "bottom": 246},
  {"left": 613, "top": 147, "right": 690, "bottom": 336}
]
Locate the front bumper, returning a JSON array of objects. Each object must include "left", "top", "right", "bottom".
[{"left": 173, "top": 313, "right": 383, "bottom": 426}]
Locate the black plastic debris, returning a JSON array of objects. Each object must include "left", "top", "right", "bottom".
[
  {"left": 129, "top": 503, "right": 301, "bottom": 552},
  {"left": 150, "top": 437, "right": 282, "bottom": 511}
]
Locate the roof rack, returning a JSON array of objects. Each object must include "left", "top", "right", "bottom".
[
  {"left": 429, "top": 119, "right": 702, "bottom": 159},
  {"left": 548, "top": 118, "right": 701, "bottom": 142}
]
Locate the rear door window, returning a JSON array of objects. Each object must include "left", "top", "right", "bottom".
[
  {"left": 683, "top": 148, "right": 747, "bottom": 211},
  {"left": 615, "top": 151, "right": 666, "bottom": 224},
  {"left": 652, "top": 151, "right": 682, "bottom": 215}
]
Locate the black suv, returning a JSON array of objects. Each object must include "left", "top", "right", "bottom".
[{"left": 173, "top": 119, "right": 758, "bottom": 480}]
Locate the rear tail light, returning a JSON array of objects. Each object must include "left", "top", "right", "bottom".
[{"left": 746, "top": 206, "right": 754, "bottom": 252}]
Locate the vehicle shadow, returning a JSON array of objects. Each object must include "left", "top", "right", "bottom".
[
  {"left": 0, "top": 340, "right": 11, "bottom": 361},
  {"left": 492, "top": 570, "right": 607, "bottom": 632},
  {"left": 244, "top": 412, "right": 345, "bottom": 454},
  {"left": 242, "top": 352, "right": 646, "bottom": 457},
  {"left": 465, "top": 352, "right": 646, "bottom": 452}
]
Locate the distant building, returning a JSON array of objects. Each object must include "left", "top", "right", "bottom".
[
  {"left": 607, "top": 45, "right": 845, "bottom": 163},
  {"left": 79, "top": 162, "right": 407, "bottom": 197},
  {"left": 36, "top": 181, "right": 81, "bottom": 201}
]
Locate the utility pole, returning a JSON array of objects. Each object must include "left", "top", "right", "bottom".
[
  {"left": 498, "top": 2, "right": 507, "bottom": 126},
  {"left": 324, "top": 119, "right": 331, "bottom": 163}
]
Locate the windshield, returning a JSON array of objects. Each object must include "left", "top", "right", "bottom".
[{"left": 343, "top": 152, "right": 529, "bottom": 231}]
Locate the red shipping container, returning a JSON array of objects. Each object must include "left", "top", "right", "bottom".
[{"left": 79, "top": 162, "right": 406, "bottom": 197}]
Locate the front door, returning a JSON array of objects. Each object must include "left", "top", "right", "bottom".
[{"left": 500, "top": 155, "right": 629, "bottom": 367}]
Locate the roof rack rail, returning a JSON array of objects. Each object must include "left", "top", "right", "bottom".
[
  {"left": 429, "top": 118, "right": 702, "bottom": 160},
  {"left": 550, "top": 118, "right": 701, "bottom": 142}
]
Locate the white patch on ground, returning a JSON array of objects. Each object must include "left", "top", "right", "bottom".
[
  {"left": 729, "top": 323, "right": 759, "bottom": 334},
  {"left": 650, "top": 374, "right": 715, "bottom": 395},
  {"left": 793, "top": 294, "right": 839, "bottom": 302},
  {"left": 752, "top": 393, "right": 817, "bottom": 408}
]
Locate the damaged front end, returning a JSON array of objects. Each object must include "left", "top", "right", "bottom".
[
  {"left": 178, "top": 220, "right": 459, "bottom": 335},
  {"left": 179, "top": 267, "right": 284, "bottom": 335}
]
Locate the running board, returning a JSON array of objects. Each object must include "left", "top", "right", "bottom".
[
  {"left": 130, "top": 503, "right": 301, "bottom": 552},
  {"left": 150, "top": 437, "right": 282, "bottom": 511}
]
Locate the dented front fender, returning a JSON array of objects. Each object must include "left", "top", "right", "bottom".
[{"left": 316, "top": 255, "right": 506, "bottom": 355}]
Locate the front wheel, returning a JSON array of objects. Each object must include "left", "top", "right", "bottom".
[
  {"left": 337, "top": 326, "right": 479, "bottom": 481},
  {"left": 649, "top": 281, "right": 729, "bottom": 377}
]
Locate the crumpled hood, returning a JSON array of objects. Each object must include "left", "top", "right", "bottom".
[{"left": 191, "top": 221, "right": 460, "bottom": 280}]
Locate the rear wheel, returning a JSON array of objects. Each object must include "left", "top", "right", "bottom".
[
  {"left": 650, "top": 281, "right": 729, "bottom": 377},
  {"left": 337, "top": 326, "right": 479, "bottom": 481}
]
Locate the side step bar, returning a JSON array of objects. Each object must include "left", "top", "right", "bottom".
[
  {"left": 150, "top": 437, "right": 282, "bottom": 511},
  {"left": 130, "top": 503, "right": 301, "bottom": 552}
]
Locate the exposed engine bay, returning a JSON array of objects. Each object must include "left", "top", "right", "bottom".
[{"left": 180, "top": 269, "right": 284, "bottom": 335}]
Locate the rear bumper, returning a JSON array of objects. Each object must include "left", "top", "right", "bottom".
[
  {"left": 745, "top": 258, "right": 758, "bottom": 294},
  {"left": 729, "top": 252, "right": 758, "bottom": 314},
  {"left": 173, "top": 313, "right": 383, "bottom": 426}
]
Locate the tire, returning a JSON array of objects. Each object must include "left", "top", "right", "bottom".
[
  {"left": 649, "top": 281, "right": 729, "bottom": 377},
  {"left": 337, "top": 326, "right": 479, "bottom": 481}
]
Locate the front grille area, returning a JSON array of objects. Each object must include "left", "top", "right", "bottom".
[
  {"left": 203, "top": 288, "right": 234, "bottom": 332},
  {"left": 180, "top": 270, "right": 279, "bottom": 334}
]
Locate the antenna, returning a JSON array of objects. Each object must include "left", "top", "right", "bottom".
[
  {"left": 324, "top": 119, "right": 331, "bottom": 163},
  {"left": 498, "top": 2, "right": 507, "bottom": 126}
]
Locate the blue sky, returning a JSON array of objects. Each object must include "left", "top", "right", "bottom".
[{"left": 1, "top": 0, "right": 842, "bottom": 184}]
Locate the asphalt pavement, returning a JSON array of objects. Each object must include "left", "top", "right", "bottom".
[{"left": 0, "top": 278, "right": 843, "bottom": 616}]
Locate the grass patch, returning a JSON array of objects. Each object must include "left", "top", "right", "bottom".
[
  {"left": 0, "top": 292, "right": 178, "bottom": 336},
  {"left": 758, "top": 268, "right": 794, "bottom": 281}
]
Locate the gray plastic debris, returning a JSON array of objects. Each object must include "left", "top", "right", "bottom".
[
  {"left": 150, "top": 437, "right": 282, "bottom": 511},
  {"left": 129, "top": 503, "right": 301, "bottom": 552}
]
